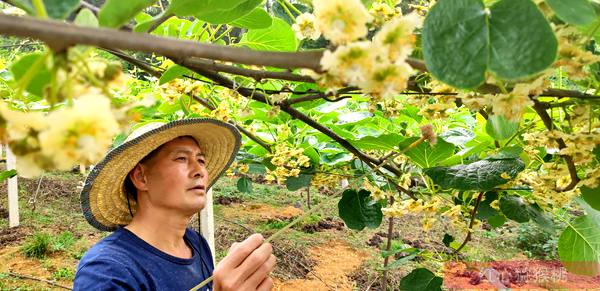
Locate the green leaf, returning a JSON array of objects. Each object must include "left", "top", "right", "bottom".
[
  {"left": 424, "top": 158, "right": 525, "bottom": 191},
  {"left": 581, "top": 185, "right": 600, "bottom": 211},
  {"left": 558, "top": 215, "right": 600, "bottom": 276},
  {"left": 198, "top": 0, "right": 262, "bottom": 24},
  {"left": 74, "top": 8, "right": 99, "bottom": 27},
  {"left": 422, "top": 0, "right": 488, "bottom": 88},
  {"left": 399, "top": 137, "right": 455, "bottom": 168},
  {"left": 98, "top": 0, "right": 157, "bottom": 28},
  {"left": 321, "top": 152, "right": 353, "bottom": 166},
  {"left": 400, "top": 268, "right": 443, "bottom": 291},
  {"left": 440, "top": 127, "right": 475, "bottom": 146},
  {"left": 167, "top": 0, "right": 246, "bottom": 17},
  {"left": 423, "top": 0, "right": 557, "bottom": 89},
  {"left": 488, "top": 214, "right": 507, "bottom": 228},
  {"left": 231, "top": 7, "right": 272, "bottom": 29},
  {"left": 0, "top": 169, "right": 17, "bottom": 182},
  {"left": 44, "top": 0, "right": 80, "bottom": 19},
  {"left": 442, "top": 234, "right": 454, "bottom": 247},
  {"left": 159, "top": 65, "right": 194, "bottom": 85},
  {"left": 350, "top": 134, "right": 404, "bottom": 151},
  {"left": 385, "top": 252, "right": 420, "bottom": 270},
  {"left": 10, "top": 53, "right": 51, "bottom": 97},
  {"left": 546, "top": 0, "right": 597, "bottom": 26},
  {"left": 499, "top": 195, "right": 530, "bottom": 223},
  {"left": 271, "top": 1, "right": 310, "bottom": 25},
  {"left": 487, "top": 0, "right": 558, "bottom": 80},
  {"left": 338, "top": 189, "right": 383, "bottom": 230},
  {"left": 285, "top": 174, "right": 312, "bottom": 191},
  {"left": 485, "top": 115, "right": 519, "bottom": 141},
  {"left": 237, "top": 176, "right": 253, "bottom": 193},
  {"left": 238, "top": 17, "right": 298, "bottom": 51}
]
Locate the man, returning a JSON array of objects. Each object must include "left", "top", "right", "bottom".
[{"left": 74, "top": 119, "right": 275, "bottom": 290}]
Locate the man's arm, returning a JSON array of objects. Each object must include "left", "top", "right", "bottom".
[{"left": 212, "top": 234, "right": 276, "bottom": 291}]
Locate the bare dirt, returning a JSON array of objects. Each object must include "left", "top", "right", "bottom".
[{"left": 273, "top": 240, "right": 368, "bottom": 291}]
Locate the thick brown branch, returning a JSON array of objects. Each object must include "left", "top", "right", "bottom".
[
  {"left": 0, "top": 13, "right": 323, "bottom": 70},
  {"left": 532, "top": 100, "right": 580, "bottom": 191},
  {"left": 181, "top": 57, "right": 315, "bottom": 83}
]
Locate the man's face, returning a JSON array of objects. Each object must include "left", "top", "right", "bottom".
[{"left": 139, "top": 136, "right": 208, "bottom": 214}]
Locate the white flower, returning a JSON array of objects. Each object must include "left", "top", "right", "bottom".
[
  {"left": 363, "top": 62, "right": 413, "bottom": 99},
  {"left": 292, "top": 13, "right": 321, "bottom": 40},
  {"left": 373, "top": 12, "right": 422, "bottom": 62},
  {"left": 313, "top": 0, "right": 372, "bottom": 44},
  {"left": 39, "top": 94, "right": 119, "bottom": 170},
  {"left": 320, "top": 41, "right": 379, "bottom": 86}
]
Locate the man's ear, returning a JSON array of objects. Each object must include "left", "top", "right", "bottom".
[{"left": 129, "top": 164, "right": 149, "bottom": 192}]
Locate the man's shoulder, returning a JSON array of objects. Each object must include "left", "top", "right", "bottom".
[{"left": 78, "top": 230, "right": 130, "bottom": 265}]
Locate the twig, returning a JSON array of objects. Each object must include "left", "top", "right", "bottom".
[
  {"left": 454, "top": 192, "right": 484, "bottom": 253},
  {"left": 7, "top": 272, "right": 72, "bottom": 290},
  {"left": 381, "top": 196, "right": 395, "bottom": 290},
  {"left": 181, "top": 57, "right": 315, "bottom": 83},
  {"left": 146, "top": 12, "right": 173, "bottom": 33}
]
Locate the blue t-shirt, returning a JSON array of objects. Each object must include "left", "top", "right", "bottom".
[{"left": 73, "top": 227, "right": 214, "bottom": 290}]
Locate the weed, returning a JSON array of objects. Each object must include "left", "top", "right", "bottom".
[
  {"left": 21, "top": 232, "right": 52, "bottom": 259},
  {"left": 52, "top": 231, "right": 76, "bottom": 252},
  {"left": 52, "top": 267, "right": 75, "bottom": 281}
]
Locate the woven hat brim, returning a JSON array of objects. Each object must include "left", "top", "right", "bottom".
[{"left": 80, "top": 118, "right": 241, "bottom": 231}]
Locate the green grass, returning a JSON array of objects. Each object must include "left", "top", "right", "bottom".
[
  {"left": 21, "top": 232, "right": 52, "bottom": 259},
  {"left": 52, "top": 231, "right": 77, "bottom": 252},
  {"left": 52, "top": 267, "right": 75, "bottom": 281}
]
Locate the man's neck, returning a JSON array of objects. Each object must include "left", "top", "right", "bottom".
[{"left": 125, "top": 207, "right": 193, "bottom": 259}]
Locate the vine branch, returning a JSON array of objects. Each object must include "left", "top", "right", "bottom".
[
  {"left": 531, "top": 100, "right": 580, "bottom": 191},
  {"left": 455, "top": 191, "right": 484, "bottom": 253}
]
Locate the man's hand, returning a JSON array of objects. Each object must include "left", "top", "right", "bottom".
[{"left": 213, "top": 234, "right": 276, "bottom": 291}]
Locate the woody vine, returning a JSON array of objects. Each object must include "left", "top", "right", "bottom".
[{"left": 0, "top": 0, "right": 599, "bottom": 289}]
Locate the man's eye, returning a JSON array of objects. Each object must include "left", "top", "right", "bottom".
[
  {"left": 176, "top": 157, "right": 186, "bottom": 161},
  {"left": 198, "top": 159, "right": 206, "bottom": 165}
]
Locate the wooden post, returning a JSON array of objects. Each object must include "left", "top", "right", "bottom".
[
  {"left": 199, "top": 188, "right": 215, "bottom": 265},
  {"left": 6, "top": 145, "right": 19, "bottom": 228}
]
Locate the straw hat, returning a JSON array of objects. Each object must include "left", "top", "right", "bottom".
[{"left": 80, "top": 118, "right": 241, "bottom": 231}]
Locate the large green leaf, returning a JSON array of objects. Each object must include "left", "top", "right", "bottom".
[
  {"left": 197, "top": 0, "right": 262, "bottom": 24},
  {"left": 581, "top": 185, "right": 600, "bottom": 211},
  {"left": 231, "top": 7, "right": 272, "bottom": 29},
  {"left": 485, "top": 115, "right": 519, "bottom": 141},
  {"left": 10, "top": 53, "right": 51, "bottom": 97},
  {"left": 238, "top": 18, "right": 298, "bottom": 51},
  {"left": 424, "top": 158, "right": 525, "bottom": 191},
  {"left": 423, "top": 0, "right": 557, "bottom": 88},
  {"left": 499, "top": 195, "right": 530, "bottom": 223},
  {"left": 399, "top": 137, "right": 455, "bottom": 168},
  {"left": 422, "top": 0, "right": 488, "bottom": 88},
  {"left": 546, "top": 0, "right": 597, "bottom": 26},
  {"left": 98, "top": 0, "right": 157, "bottom": 28},
  {"left": 558, "top": 215, "right": 600, "bottom": 276},
  {"left": 487, "top": 0, "right": 557, "bottom": 80},
  {"left": 167, "top": 0, "right": 246, "bottom": 17},
  {"left": 338, "top": 189, "right": 383, "bottom": 230},
  {"left": 285, "top": 174, "right": 312, "bottom": 191},
  {"left": 400, "top": 268, "right": 443, "bottom": 291}
]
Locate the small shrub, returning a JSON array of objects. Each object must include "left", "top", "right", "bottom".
[
  {"left": 52, "top": 267, "right": 75, "bottom": 281},
  {"left": 516, "top": 223, "right": 558, "bottom": 260},
  {"left": 21, "top": 232, "right": 52, "bottom": 259}
]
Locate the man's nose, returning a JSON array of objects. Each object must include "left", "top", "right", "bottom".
[{"left": 191, "top": 160, "right": 206, "bottom": 178}]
